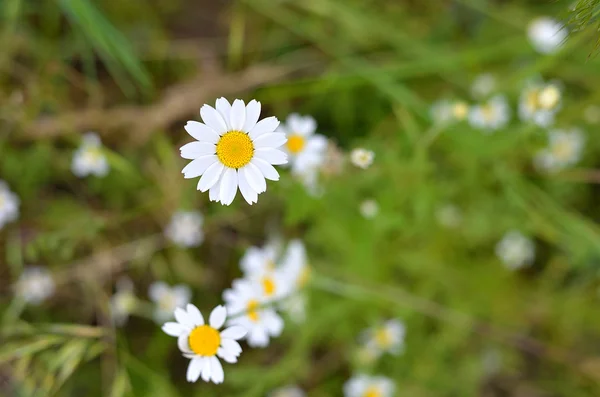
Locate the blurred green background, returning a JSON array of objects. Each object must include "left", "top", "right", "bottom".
[{"left": 2, "top": 0, "right": 600, "bottom": 396}]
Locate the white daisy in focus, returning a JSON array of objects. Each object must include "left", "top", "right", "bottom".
[
  {"left": 180, "top": 98, "right": 287, "bottom": 205},
  {"left": 468, "top": 95, "right": 510, "bottom": 132},
  {"left": 14, "top": 266, "right": 55, "bottom": 305},
  {"left": 534, "top": 128, "right": 584, "bottom": 173},
  {"left": 161, "top": 304, "right": 247, "bottom": 384},
  {"left": 269, "top": 385, "right": 306, "bottom": 397},
  {"left": 360, "top": 199, "right": 379, "bottom": 219},
  {"left": 361, "top": 319, "right": 406, "bottom": 358},
  {"left": 527, "top": 17, "right": 568, "bottom": 54},
  {"left": 149, "top": 281, "right": 192, "bottom": 324},
  {"left": 0, "top": 180, "right": 19, "bottom": 229},
  {"left": 350, "top": 148, "right": 375, "bottom": 169},
  {"left": 223, "top": 279, "right": 284, "bottom": 348},
  {"left": 495, "top": 231, "right": 535, "bottom": 270},
  {"left": 519, "top": 81, "right": 562, "bottom": 127},
  {"left": 344, "top": 375, "right": 395, "bottom": 397},
  {"left": 471, "top": 73, "right": 496, "bottom": 99},
  {"left": 430, "top": 99, "right": 469, "bottom": 125},
  {"left": 164, "top": 210, "right": 204, "bottom": 248},
  {"left": 110, "top": 277, "right": 137, "bottom": 326},
  {"left": 240, "top": 244, "right": 289, "bottom": 301},
  {"left": 278, "top": 114, "right": 328, "bottom": 175},
  {"left": 436, "top": 204, "right": 462, "bottom": 229},
  {"left": 71, "top": 132, "right": 110, "bottom": 178}
]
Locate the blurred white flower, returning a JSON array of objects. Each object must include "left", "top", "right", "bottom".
[
  {"left": 344, "top": 375, "right": 395, "bottom": 397},
  {"left": 436, "top": 204, "right": 462, "bottom": 229},
  {"left": 161, "top": 304, "right": 247, "bottom": 384},
  {"left": 468, "top": 95, "right": 510, "bottom": 132},
  {"left": 355, "top": 344, "right": 381, "bottom": 366},
  {"left": 164, "top": 210, "right": 204, "bottom": 248},
  {"left": 223, "top": 279, "right": 284, "bottom": 348},
  {"left": 583, "top": 105, "right": 600, "bottom": 124},
  {"left": 350, "top": 148, "right": 375, "bottom": 169},
  {"left": 430, "top": 99, "right": 469, "bottom": 125},
  {"left": 534, "top": 128, "right": 584, "bottom": 173},
  {"left": 495, "top": 231, "right": 535, "bottom": 270},
  {"left": 528, "top": 17, "right": 567, "bottom": 54},
  {"left": 15, "top": 266, "right": 55, "bottom": 305},
  {"left": 278, "top": 114, "right": 328, "bottom": 175},
  {"left": 519, "top": 81, "right": 562, "bottom": 127},
  {"left": 180, "top": 98, "right": 287, "bottom": 205},
  {"left": 149, "top": 281, "right": 192, "bottom": 324},
  {"left": 471, "top": 73, "right": 496, "bottom": 99},
  {"left": 281, "top": 239, "right": 311, "bottom": 291},
  {"left": 295, "top": 163, "right": 324, "bottom": 197},
  {"left": 240, "top": 244, "right": 290, "bottom": 301},
  {"left": 71, "top": 132, "right": 109, "bottom": 178},
  {"left": 0, "top": 180, "right": 19, "bottom": 229},
  {"left": 361, "top": 319, "right": 406, "bottom": 358},
  {"left": 110, "top": 277, "right": 137, "bottom": 326},
  {"left": 269, "top": 385, "right": 306, "bottom": 397},
  {"left": 360, "top": 199, "right": 379, "bottom": 219}
]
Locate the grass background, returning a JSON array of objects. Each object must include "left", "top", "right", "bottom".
[{"left": 2, "top": 0, "right": 600, "bottom": 396}]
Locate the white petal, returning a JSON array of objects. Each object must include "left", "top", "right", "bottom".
[
  {"left": 180, "top": 142, "right": 216, "bottom": 159},
  {"left": 250, "top": 158, "right": 279, "bottom": 181},
  {"left": 200, "top": 105, "right": 228, "bottom": 135},
  {"left": 184, "top": 121, "right": 219, "bottom": 144},
  {"left": 238, "top": 171, "right": 258, "bottom": 205},
  {"left": 230, "top": 99, "right": 246, "bottom": 131},
  {"left": 148, "top": 281, "right": 167, "bottom": 302},
  {"left": 186, "top": 304, "right": 204, "bottom": 326},
  {"left": 174, "top": 307, "right": 195, "bottom": 328},
  {"left": 243, "top": 100, "right": 261, "bottom": 132},
  {"left": 209, "top": 178, "right": 221, "bottom": 202},
  {"left": 182, "top": 155, "right": 218, "bottom": 179},
  {"left": 197, "top": 162, "right": 224, "bottom": 192},
  {"left": 178, "top": 334, "right": 192, "bottom": 353},
  {"left": 217, "top": 347, "right": 238, "bottom": 363},
  {"left": 219, "top": 168, "right": 238, "bottom": 206},
  {"left": 162, "top": 322, "right": 186, "bottom": 337},
  {"left": 209, "top": 305, "right": 227, "bottom": 329},
  {"left": 215, "top": 98, "right": 232, "bottom": 128},
  {"left": 247, "top": 328, "right": 269, "bottom": 347},
  {"left": 265, "top": 311, "right": 284, "bottom": 336},
  {"left": 254, "top": 148, "right": 287, "bottom": 165},
  {"left": 241, "top": 163, "right": 267, "bottom": 193},
  {"left": 200, "top": 356, "right": 212, "bottom": 382},
  {"left": 221, "top": 326, "right": 247, "bottom": 340},
  {"left": 186, "top": 357, "right": 203, "bottom": 382},
  {"left": 253, "top": 132, "right": 287, "bottom": 149},
  {"left": 249, "top": 116, "right": 279, "bottom": 140},
  {"left": 209, "top": 356, "right": 224, "bottom": 384},
  {"left": 306, "top": 135, "right": 328, "bottom": 151}
]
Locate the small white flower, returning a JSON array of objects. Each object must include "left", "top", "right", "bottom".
[
  {"left": 161, "top": 304, "right": 247, "bottom": 384},
  {"left": 471, "top": 73, "right": 496, "bottom": 99},
  {"left": 528, "top": 17, "right": 567, "bottom": 54},
  {"left": 240, "top": 244, "right": 290, "bottom": 301},
  {"left": 280, "top": 239, "right": 311, "bottom": 292},
  {"left": 495, "top": 231, "right": 535, "bottom": 270},
  {"left": 468, "top": 95, "right": 510, "bottom": 132},
  {"left": 436, "top": 204, "right": 462, "bottom": 229},
  {"left": 223, "top": 279, "right": 284, "bottom": 348},
  {"left": 278, "top": 114, "right": 328, "bottom": 175},
  {"left": 360, "top": 199, "right": 379, "bottom": 219},
  {"left": 350, "top": 148, "right": 375, "bottom": 169},
  {"left": 361, "top": 319, "right": 405, "bottom": 358},
  {"left": 71, "top": 132, "right": 109, "bottom": 178},
  {"left": 534, "top": 128, "right": 584, "bottom": 173},
  {"left": 344, "top": 375, "right": 395, "bottom": 397},
  {"left": 269, "top": 385, "right": 306, "bottom": 397},
  {"left": 149, "top": 281, "right": 192, "bottom": 324},
  {"left": 355, "top": 344, "right": 381, "bottom": 366},
  {"left": 15, "top": 266, "right": 55, "bottom": 305},
  {"left": 110, "top": 277, "right": 137, "bottom": 326},
  {"left": 180, "top": 98, "right": 288, "bottom": 205},
  {"left": 164, "top": 210, "right": 204, "bottom": 248},
  {"left": 0, "top": 181, "right": 19, "bottom": 229},
  {"left": 519, "top": 81, "right": 562, "bottom": 127},
  {"left": 430, "top": 99, "right": 469, "bottom": 125}
]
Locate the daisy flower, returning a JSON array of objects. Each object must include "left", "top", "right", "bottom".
[
  {"left": 471, "top": 73, "right": 496, "bottom": 99},
  {"left": 534, "top": 128, "right": 584, "bottom": 173},
  {"left": 0, "top": 180, "right": 19, "bottom": 229},
  {"left": 343, "top": 375, "right": 395, "bottom": 397},
  {"left": 223, "top": 279, "right": 284, "bottom": 347},
  {"left": 180, "top": 98, "right": 287, "bottom": 205},
  {"left": 15, "top": 266, "right": 55, "bottom": 305},
  {"left": 519, "top": 81, "right": 562, "bottom": 127},
  {"left": 71, "top": 132, "right": 109, "bottom": 178},
  {"left": 361, "top": 319, "right": 406, "bottom": 357},
  {"left": 468, "top": 95, "right": 510, "bottom": 132},
  {"left": 281, "top": 239, "right": 311, "bottom": 291},
  {"left": 436, "top": 204, "right": 462, "bottom": 229},
  {"left": 527, "top": 17, "right": 568, "bottom": 54},
  {"left": 495, "top": 230, "right": 535, "bottom": 270},
  {"left": 110, "top": 277, "right": 137, "bottom": 326},
  {"left": 149, "top": 281, "right": 192, "bottom": 324},
  {"left": 350, "top": 148, "right": 375, "bottom": 169},
  {"left": 240, "top": 244, "right": 290, "bottom": 301},
  {"left": 278, "top": 114, "right": 328, "bottom": 174},
  {"left": 269, "top": 386, "right": 306, "bottom": 397},
  {"left": 360, "top": 199, "right": 379, "bottom": 219},
  {"left": 164, "top": 210, "right": 204, "bottom": 248},
  {"left": 430, "top": 99, "right": 469, "bottom": 125},
  {"left": 161, "top": 304, "right": 247, "bottom": 384}
]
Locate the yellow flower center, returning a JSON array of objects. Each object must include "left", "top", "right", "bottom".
[
  {"left": 375, "top": 327, "right": 392, "bottom": 347},
  {"left": 262, "top": 276, "right": 276, "bottom": 297},
  {"left": 247, "top": 299, "right": 260, "bottom": 322},
  {"left": 552, "top": 141, "right": 574, "bottom": 161},
  {"left": 538, "top": 86, "right": 560, "bottom": 110},
  {"left": 216, "top": 130, "right": 254, "bottom": 169},
  {"left": 481, "top": 104, "right": 495, "bottom": 122},
  {"left": 188, "top": 325, "right": 221, "bottom": 356},
  {"left": 526, "top": 89, "right": 540, "bottom": 110},
  {"left": 286, "top": 134, "right": 305, "bottom": 154},
  {"left": 83, "top": 147, "right": 103, "bottom": 162},
  {"left": 363, "top": 387, "right": 382, "bottom": 397},
  {"left": 452, "top": 102, "right": 468, "bottom": 120}
]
